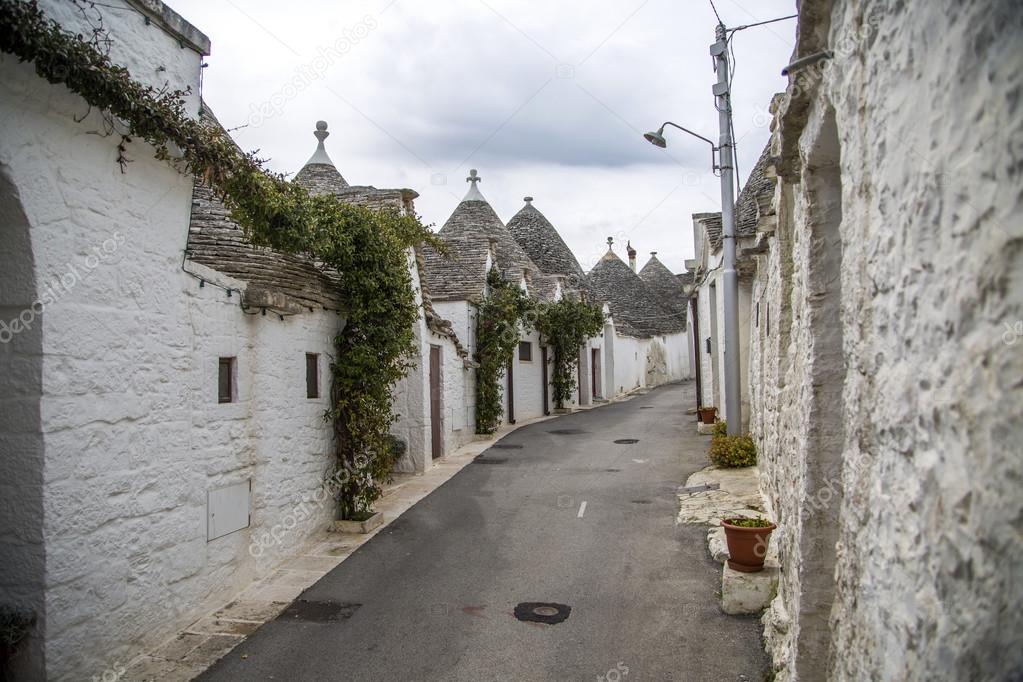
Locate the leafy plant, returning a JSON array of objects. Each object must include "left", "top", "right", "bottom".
[
  {"left": 0, "top": 1, "right": 435, "bottom": 520},
  {"left": 708, "top": 433, "right": 757, "bottom": 468},
  {"left": 712, "top": 420, "right": 728, "bottom": 437},
  {"left": 474, "top": 268, "right": 533, "bottom": 434},
  {"left": 723, "top": 517, "right": 773, "bottom": 528},
  {"left": 533, "top": 296, "right": 605, "bottom": 409}
]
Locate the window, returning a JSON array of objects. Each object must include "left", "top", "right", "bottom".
[
  {"left": 306, "top": 353, "right": 319, "bottom": 399},
  {"left": 755, "top": 301, "right": 760, "bottom": 328},
  {"left": 518, "top": 341, "right": 532, "bottom": 362},
  {"left": 218, "top": 357, "right": 235, "bottom": 403}
]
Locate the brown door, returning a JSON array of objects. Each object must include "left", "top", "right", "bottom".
[
  {"left": 541, "top": 346, "right": 549, "bottom": 415},
  {"left": 429, "top": 346, "right": 442, "bottom": 460},
  {"left": 591, "top": 348, "right": 599, "bottom": 398},
  {"left": 506, "top": 358, "right": 515, "bottom": 424}
]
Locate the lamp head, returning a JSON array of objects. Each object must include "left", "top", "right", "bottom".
[{"left": 643, "top": 127, "right": 667, "bottom": 148}]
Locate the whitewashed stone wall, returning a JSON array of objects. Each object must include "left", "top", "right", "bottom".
[
  {"left": 751, "top": 1, "right": 1023, "bottom": 680},
  {"left": 433, "top": 300, "right": 477, "bottom": 448},
  {"left": 0, "top": 3, "right": 214, "bottom": 678}
]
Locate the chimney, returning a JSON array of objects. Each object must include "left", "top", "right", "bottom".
[{"left": 627, "top": 240, "right": 637, "bottom": 272}]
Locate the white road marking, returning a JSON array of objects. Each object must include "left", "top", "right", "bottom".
[
  {"left": 632, "top": 458, "right": 648, "bottom": 464},
  {"left": 577, "top": 501, "right": 587, "bottom": 518}
]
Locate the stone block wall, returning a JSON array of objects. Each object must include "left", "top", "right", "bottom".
[{"left": 751, "top": 1, "right": 1023, "bottom": 679}]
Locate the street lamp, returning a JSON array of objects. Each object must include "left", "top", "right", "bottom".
[
  {"left": 643, "top": 122, "right": 718, "bottom": 170},
  {"left": 644, "top": 27, "right": 743, "bottom": 437}
]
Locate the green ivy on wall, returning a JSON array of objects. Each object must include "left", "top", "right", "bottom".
[
  {"left": 534, "top": 297, "right": 605, "bottom": 409},
  {"left": 474, "top": 268, "right": 533, "bottom": 434},
  {"left": 0, "top": 0, "right": 435, "bottom": 519}
]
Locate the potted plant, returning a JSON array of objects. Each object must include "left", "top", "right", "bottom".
[
  {"left": 720, "top": 517, "right": 776, "bottom": 572},
  {"left": 331, "top": 436, "right": 405, "bottom": 534},
  {"left": 698, "top": 406, "right": 718, "bottom": 423}
]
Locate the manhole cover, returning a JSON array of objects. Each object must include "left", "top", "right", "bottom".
[
  {"left": 548, "top": 428, "right": 586, "bottom": 435},
  {"left": 493, "top": 443, "right": 523, "bottom": 450},
  {"left": 614, "top": 439, "right": 640, "bottom": 444},
  {"left": 514, "top": 602, "right": 571, "bottom": 625},
  {"left": 280, "top": 600, "right": 360, "bottom": 623},
  {"left": 474, "top": 455, "right": 507, "bottom": 464}
]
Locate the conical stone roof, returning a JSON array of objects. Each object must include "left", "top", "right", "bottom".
[
  {"left": 294, "top": 121, "right": 349, "bottom": 194},
  {"left": 587, "top": 246, "right": 686, "bottom": 337},
  {"left": 507, "top": 197, "right": 586, "bottom": 290},
  {"left": 639, "top": 253, "right": 688, "bottom": 322},
  {"left": 420, "top": 170, "right": 543, "bottom": 301}
]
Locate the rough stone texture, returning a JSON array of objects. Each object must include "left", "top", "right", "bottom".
[
  {"left": 721, "top": 565, "right": 780, "bottom": 616},
  {"left": 506, "top": 198, "right": 587, "bottom": 289},
  {"left": 750, "top": 1, "right": 1023, "bottom": 680},
  {"left": 639, "top": 254, "right": 689, "bottom": 321},
  {"left": 586, "top": 248, "right": 686, "bottom": 337}
]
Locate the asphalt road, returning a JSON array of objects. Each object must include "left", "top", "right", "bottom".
[{"left": 198, "top": 382, "right": 768, "bottom": 682}]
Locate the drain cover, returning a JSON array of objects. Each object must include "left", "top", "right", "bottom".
[
  {"left": 614, "top": 438, "right": 639, "bottom": 444},
  {"left": 493, "top": 443, "right": 523, "bottom": 450},
  {"left": 640, "top": 406, "right": 654, "bottom": 410},
  {"left": 280, "top": 599, "right": 360, "bottom": 623},
  {"left": 514, "top": 602, "right": 571, "bottom": 625},
  {"left": 474, "top": 455, "right": 507, "bottom": 464},
  {"left": 630, "top": 499, "right": 652, "bottom": 504},
  {"left": 604, "top": 468, "right": 621, "bottom": 473},
  {"left": 548, "top": 428, "right": 586, "bottom": 435}
]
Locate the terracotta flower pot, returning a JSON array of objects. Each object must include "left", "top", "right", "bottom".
[
  {"left": 698, "top": 406, "right": 718, "bottom": 424},
  {"left": 721, "top": 518, "right": 776, "bottom": 573}
]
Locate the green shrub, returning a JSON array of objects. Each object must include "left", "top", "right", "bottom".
[
  {"left": 712, "top": 420, "right": 728, "bottom": 437},
  {"left": 723, "top": 517, "right": 772, "bottom": 528},
  {"left": 708, "top": 434, "right": 757, "bottom": 468}
]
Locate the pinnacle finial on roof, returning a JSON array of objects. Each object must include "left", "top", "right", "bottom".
[
  {"left": 607, "top": 236, "right": 614, "bottom": 249},
  {"left": 626, "top": 240, "right": 637, "bottom": 257},
  {"left": 463, "top": 168, "right": 486, "bottom": 201},
  {"left": 650, "top": 251, "right": 658, "bottom": 256},
  {"left": 305, "top": 120, "right": 334, "bottom": 166},
  {"left": 524, "top": 196, "right": 533, "bottom": 204}
]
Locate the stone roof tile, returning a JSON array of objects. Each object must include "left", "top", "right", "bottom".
[
  {"left": 639, "top": 254, "right": 689, "bottom": 322},
  {"left": 586, "top": 248, "right": 686, "bottom": 337}
]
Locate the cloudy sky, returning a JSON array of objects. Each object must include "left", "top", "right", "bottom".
[{"left": 171, "top": 0, "right": 797, "bottom": 273}]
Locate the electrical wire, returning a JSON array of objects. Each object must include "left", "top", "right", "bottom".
[{"left": 707, "top": 0, "right": 724, "bottom": 27}]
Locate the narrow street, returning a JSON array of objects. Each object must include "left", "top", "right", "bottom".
[{"left": 199, "top": 383, "right": 768, "bottom": 681}]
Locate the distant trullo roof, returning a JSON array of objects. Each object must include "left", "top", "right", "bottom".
[
  {"left": 187, "top": 111, "right": 419, "bottom": 309},
  {"left": 586, "top": 242, "right": 686, "bottom": 337},
  {"left": 639, "top": 253, "right": 689, "bottom": 322},
  {"left": 294, "top": 121, "right": 350, "bottom": 193},
  {"left": 420, "top": 170, "right": 551, "bottom": 302},
  {"left": 507, "top": 197, "right": 586, "bottom": 290}
]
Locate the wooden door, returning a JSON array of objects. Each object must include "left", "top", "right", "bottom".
[
  {"left": 541, "top": 346, "right": 549, "bottom": 415},
  {"left": 429, "top": 346, "right": 442, "bottom": 460},
  {"left": 506, "top": 358, "right": 515, "bottom": 424},
  {"left": 591, "top": 348, "right": 600, "bottom": 398}
]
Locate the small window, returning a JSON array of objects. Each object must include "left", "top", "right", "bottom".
[
  {"left": 755, "top": 301, "right": 760, "bottom": 328},
  {"left": 518, "top": 341, "right": 532, "bottom": 362},
  {"left": 218, "top": 357, "right": 235, "bottom": 403},
  {"left": 306, "top": 353, "right": 319, "bottom": 399}
]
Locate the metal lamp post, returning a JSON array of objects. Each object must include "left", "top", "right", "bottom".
[{"left": 644, "top": 25, "right": 742, "bottom": 435}]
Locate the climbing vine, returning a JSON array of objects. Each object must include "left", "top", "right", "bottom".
[
  {"left": 534, "top": 297, "right": 605, "bottom": 409},
  {"left": 474, "top": 268, "right": 533, "bottom": 434},
  {"left": 0, "top": 0, "right": 436, "bottom": 519}
]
